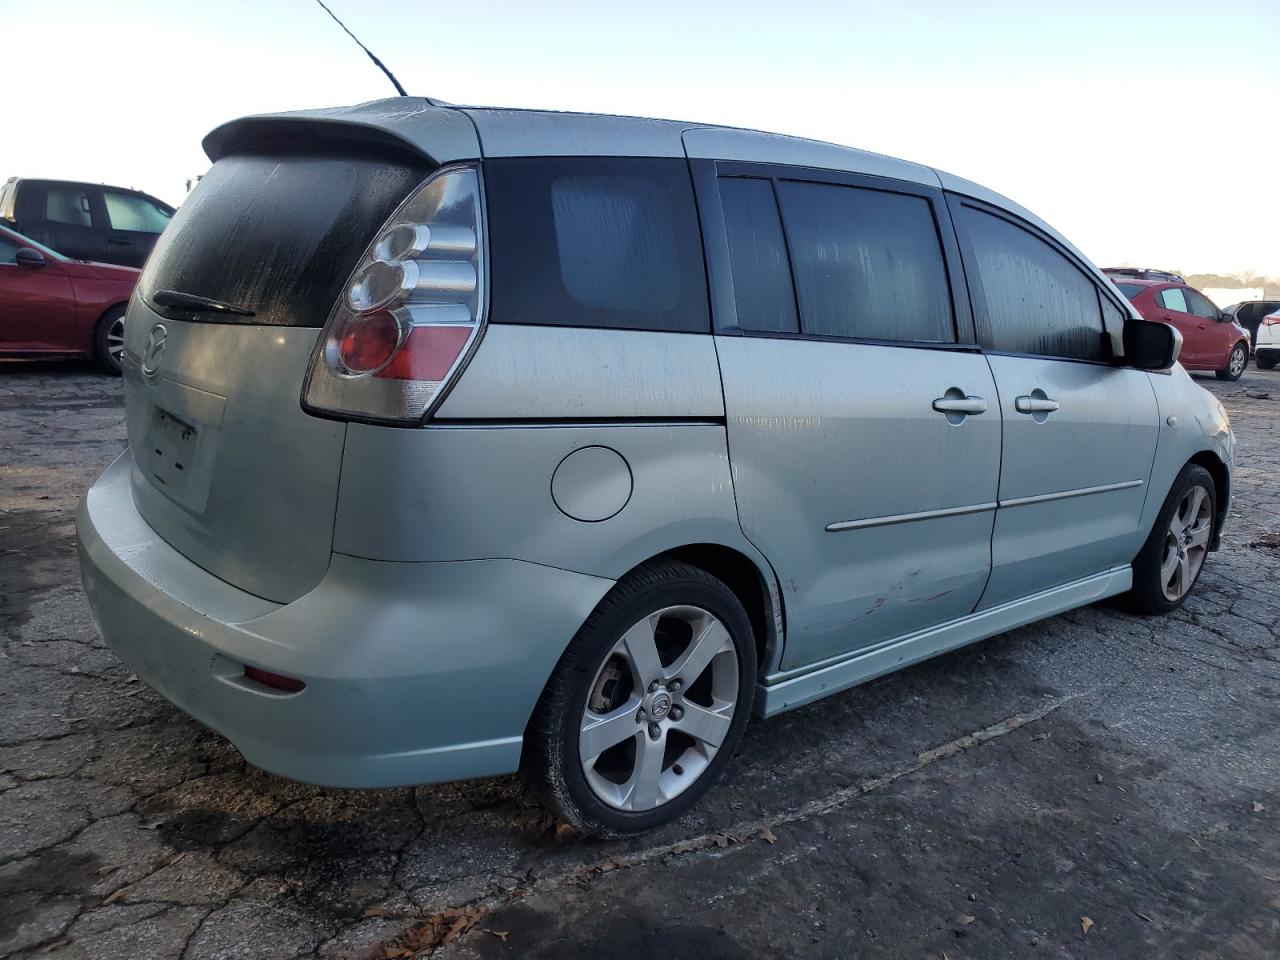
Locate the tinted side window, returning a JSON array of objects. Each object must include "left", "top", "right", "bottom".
[
  {"left": 719, "top": 178, "right": 798, "bottom": 334},
  {"left": 104, "top": 192, "right": 172, "bottom": 233},
  {"left": 0, "top": 237, "right": 20, "bottom": 263},
  {"left": 1158, "top": 288, "right": 1189, "bottom": 313},
  {"left": 45, "top": 186, "right": 93, "bottom": 227},
  {"left": 1099, "top": 293, "right": 1126, "bottom": 334},
  {"left": 958, "top": 206, "right": 1104, "bottom": 361},
  {"left": 777, "top": 181, "right": 954, "bottom": 342},
  {"left": 1184, "top": 289, "right": 1219, "bottom": 319},
  {"left": 485, "top": 157, "right": 709, "bottom": 333}
]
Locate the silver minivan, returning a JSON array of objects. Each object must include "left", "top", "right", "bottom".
[{"left": 78, "top": 99, "right": 1234, "bottom": 835}]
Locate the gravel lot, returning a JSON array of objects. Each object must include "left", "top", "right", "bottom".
[{"left": 2, "top": 361, "right": 1279, "bottom": 959}]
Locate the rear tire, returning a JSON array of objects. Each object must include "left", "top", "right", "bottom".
[
  {"left": 93, "top": 305, "right": 126, "bottom": 375},
  {"left": 1123, "top": 464, "right": 1216, "bottom": 615},
  {"left": 1215, "top": 342, "right": 1248, "bottom": 381},
  {"left": 1257, "top": 354, "right": 1277, "bottom": 370},
  {"left": 521, "top": 559, "right": 755, "bottom": 837}
]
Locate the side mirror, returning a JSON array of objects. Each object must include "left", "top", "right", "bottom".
[
  {"left": 14, "top": 247, "right": 45, "bottom": 268},
  {"left": 1124, "top": 319, "right": 1181, "bottom": 371}
]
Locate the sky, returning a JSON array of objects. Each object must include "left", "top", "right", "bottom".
[{"left": 3, "top": 0, "right": 1277, "bottom": 276}]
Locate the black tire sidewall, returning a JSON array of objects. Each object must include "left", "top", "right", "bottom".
[
  {"left": 1128, "top": 464, "right": 1216, "bottom": 615},
  {"left": 94, "top": 306, "right": 126, "bottom": 375},
  {"left": 551, "top": 570, "right": 755, "bottom": 835}
]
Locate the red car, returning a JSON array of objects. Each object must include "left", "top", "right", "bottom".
[
  {"left": 0, "top": 224, "right": 138, "bottom": 373},
  {"left": 1112, "top": 279, "right": 1252, "bottom": 381}
]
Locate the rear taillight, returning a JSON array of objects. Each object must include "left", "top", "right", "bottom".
[
  {"left": 1264, "top": 315, "right": 1280, "bottom": 327},
  {"left": 301, "top": 164, "right": 485, "bottom": 424}
]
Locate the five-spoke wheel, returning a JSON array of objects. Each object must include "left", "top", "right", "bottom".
[
  {"left": 1125, "top": 463, "right": 1217, "bottom": 615},
  {"left": 579, "top": 604, "right": 739, "bottom": 812},
  {"left": 1160, "top": 484, "right": 1212, "bottom": 602},
  {"left": 523, "top": 560, "right": 755, "bottom": 835}
]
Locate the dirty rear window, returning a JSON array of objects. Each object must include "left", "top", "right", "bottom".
[{"left": 140, "top": 149, "right": 428, "bottom": 326}]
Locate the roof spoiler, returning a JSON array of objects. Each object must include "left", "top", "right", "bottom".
[{"left": 201, "top": 98, "right": 481, "bottom": 165}]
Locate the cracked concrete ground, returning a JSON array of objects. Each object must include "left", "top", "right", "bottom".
[{"left": 2, "top": 360, "right": 1279, "bottom": 959}]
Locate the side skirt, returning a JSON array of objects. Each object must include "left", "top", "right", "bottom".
[{"left": 755, "top": 565, "right": 1132, "bottom": 717}]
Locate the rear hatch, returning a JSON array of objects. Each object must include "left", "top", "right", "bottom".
[{"left": 123, "top": 144, "right": 430, "bottom": 602}]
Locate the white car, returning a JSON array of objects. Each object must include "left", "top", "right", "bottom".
[{"left": 1255, "top": 308, "right": 1280, "bottom": 370}]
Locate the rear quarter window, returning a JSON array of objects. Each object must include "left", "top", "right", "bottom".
[{"left": 484, "top": 157, "right": 709, "bottom": 333}]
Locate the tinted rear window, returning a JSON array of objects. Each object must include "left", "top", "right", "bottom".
[
  {"left": 140, "top": 149, "right": 428, "bottom": 326},
  {"left": 484, "top": 157, "right": 709, "bottom": 333},
  {"left": 1115, "top": 282, "right": 1145, "bottom": 298}
]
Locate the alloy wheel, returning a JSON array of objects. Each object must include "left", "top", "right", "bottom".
[
  {"left": 1160, "top": 484, "right": 1212, "bottom": 601},
  {"left": 106, "top": 317, "right": 125, "bottom": 367},
  {"left": 579, "top": 605, "right": 739, "bottom": 812},
  {"left": 1229, "top": 346, "right": 1246, "bottom": 378}
]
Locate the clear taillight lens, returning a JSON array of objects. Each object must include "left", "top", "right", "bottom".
[{"left": 301, "top": 164, "right": 485, "bottom": 424}]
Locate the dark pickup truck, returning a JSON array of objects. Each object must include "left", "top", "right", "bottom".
[{"left": 0, "top": 177, "right": 174, "bottom": 268}]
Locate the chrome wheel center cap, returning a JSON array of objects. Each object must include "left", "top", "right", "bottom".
[{"left": 646, "top": 689, "right": 673, "bottom": 721}]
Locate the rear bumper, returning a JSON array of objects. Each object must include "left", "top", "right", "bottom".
[{"left": 77, "top": 452, "right": 615, "bottom": 787}]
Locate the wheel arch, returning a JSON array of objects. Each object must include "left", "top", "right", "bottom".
[
  {"left": 1187, "top": 450, "right": 1230, "bottom": 550},
  {"left": 615, "top": 542, "right": 786, "bottom": 678}
]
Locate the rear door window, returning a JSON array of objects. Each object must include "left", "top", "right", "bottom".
[
  {"left": 1158, "top": 288, "right": 1190, "bottom": 313},
  {"left": 45, "top": 185, "right": 93, "bottom": 227},
  {"left": 484, "top": 157, "right": 709, "bottom": 333},
  {"left": 956, "top": 204, "right": 1106, "bottom": 361},
  {"left": 718, "top": 177, "right": 798, "bottom": 334},
  {"left": 776, "top": 180, "right": 955, "bottom": 343}
]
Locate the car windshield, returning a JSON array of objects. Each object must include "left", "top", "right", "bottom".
[
  {"left": 1115, "top": 282, "right": 1145, "bottom": 299},
  {"left": 0, "top": 226, "right": 70, "bottom": 262}
]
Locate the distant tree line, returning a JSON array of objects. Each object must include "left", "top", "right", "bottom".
[{"left": 1176, "top": 271, "right": 1280, "bottom": 299}]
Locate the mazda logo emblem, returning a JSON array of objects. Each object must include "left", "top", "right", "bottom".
[{"left": 141, "top": 323, "right": 168, "bottom": 378}]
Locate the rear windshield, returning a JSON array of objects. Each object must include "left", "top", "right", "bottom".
[
  {"left": 484, "top": 157, "right": 709, "bottom": 333},
  {"left": 1115, "top": 282, "right": 1145, "bottom": 299},
  {"left": 140, "top": 149, "right": 428, "bottom": 326}
]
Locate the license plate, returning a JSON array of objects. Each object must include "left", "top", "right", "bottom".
[{"left": 148, "top": 408, "right": 198, "bottom": 491}]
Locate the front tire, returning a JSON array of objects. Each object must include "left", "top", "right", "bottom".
[
  {"left": 1216, "top": 342, "right": 1248, "bottom": 381},
  {"left": 521, "top": 559, "right": 756, "bottom": 836},
  {"left": 93, "top": 305, "right": 126, "bottom": 375},
  {"left": 1123, "top": 464, "right": 1216, "bottom": 615}
]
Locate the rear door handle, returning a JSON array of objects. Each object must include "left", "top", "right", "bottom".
[
  {"left": 107, "top": 235, "right": 133, "bottom": 245},
  {"left": 1014, "top": 395, "right": 1060, "bottom": 414},
  {"left": 932, "top": 396, "right": 987, "bottom": 416}
]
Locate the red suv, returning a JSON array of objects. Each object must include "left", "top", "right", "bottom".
[{"left": 1112, "top": 279, "right": 1251, "bottom": 381}]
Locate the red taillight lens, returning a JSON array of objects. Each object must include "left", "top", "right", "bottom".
[
  {"left": 302, "top": 164, "right": 485, "bottom": 425},
  {"left": 334, "top": 310, "right": 403, "bottom": 374},
  {"left": 243, "top": 666, "right": 306, "bottom": 693},
  {"left": 1264, "top": 316, "right": 1280, "bottom": 326},
  {"left": 376, "top": 325, "right": 473, "bottom": 381}
]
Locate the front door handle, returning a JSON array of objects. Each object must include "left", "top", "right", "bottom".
[
  {"left": 933, "top": 396, "right": 987, "bottom": 416},
  {"left": 1015, "top": 395, "right": 1060, "bottom": 415}
]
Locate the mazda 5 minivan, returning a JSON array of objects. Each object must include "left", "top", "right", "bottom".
[{"left": 78, "top": 98, "right": 1234, "bottom": 835}]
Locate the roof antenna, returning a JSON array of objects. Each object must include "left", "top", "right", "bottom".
[{"left": 313, "top": 0, "right": 409, "bottom": 97}]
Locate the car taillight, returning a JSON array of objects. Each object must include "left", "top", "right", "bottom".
[
  {"left": 301, "top": 164, "right": 485, "bottom": 424},
  {"left": 1264, "top": 315, "right": 1280, "bottom": 327}
]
